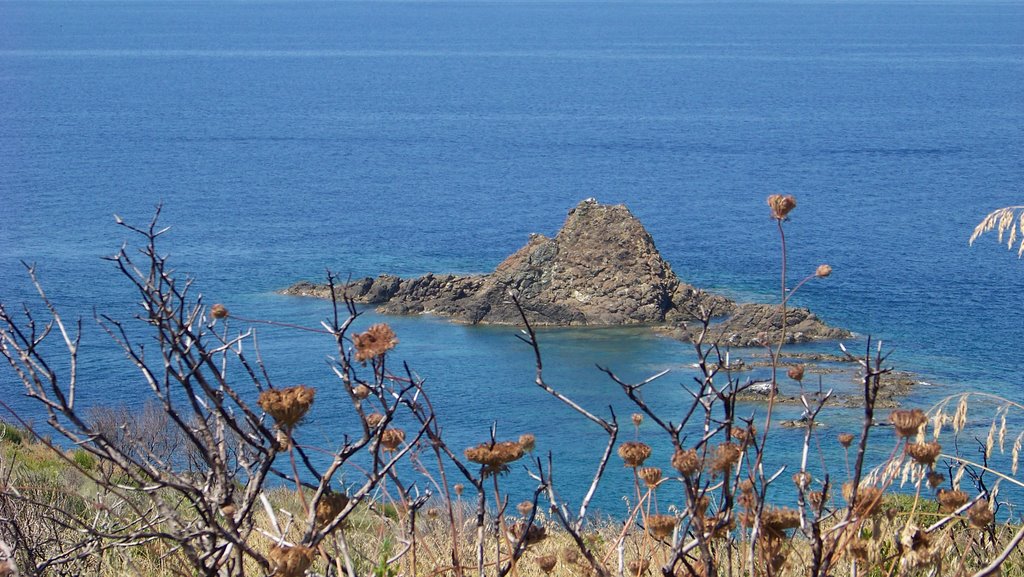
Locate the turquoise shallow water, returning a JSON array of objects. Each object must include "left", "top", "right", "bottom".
[{"left": 1, "top": 0, "right": 1022, "bottom": 512}]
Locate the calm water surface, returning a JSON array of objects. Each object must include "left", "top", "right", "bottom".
[{"left": 1, "top": 0, "right": 1022, "bottom": 511}]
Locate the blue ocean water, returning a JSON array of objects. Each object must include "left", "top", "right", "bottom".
[{"left": 1, "top": 0, "right": 1022, "bottom": 512}]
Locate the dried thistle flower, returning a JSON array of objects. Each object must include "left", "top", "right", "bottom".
[
  {"left": 672, "top": 448, "right": 700, "bottom": 476},
  {"left": 627, "top": 559, "right": 650, "bottom": 576},
  {"left": 351, "top": 384, "right": 371, "bottom": 400},
  {"left": 465, "top": 440, "right": 525, "bottom": 475},
  {"left": 380, "top": 428, "right": 405, "bottom": 452},
  {"left": 508, "top": 521, "right": 546, "bottom": 546},
  {"left": 838, "top": 433, "right": 855, "bottom": 448},
  {"left": 353, "top": 323, "right": 398, "bottom": 363},
  {"left": 787, "top": 365, "right": 805, "bottom": 382},
  {"left": 900, "top": 525, "right": 938, "bottom": 570},
  {"left": 365, "top": 413, "right": 385, "bottom": 429},
  {"left": 638, "top": 467, "right": 663, "bottom": 488},
  {"left": 905, "top": 441, "right": 941, "bottom": 467},
  {"left": 631, "top": 413, "right": 644, "bottom": 427},
  {"left": 211, "top": 303, "right": 229, "bottom": 319},
  {"left": 968, "top": 499, "right": 994, "bottom": 529},
  {"left": 710, "top": 442, "right": 741, "bottom": 475},
  {"left": 646, "top": 513, "right": 677, "bottom": 539},
  {"left": 258, "top": 385, "right": 315, "bottom": 430},
  {"left": 518, "top": 433, "right": 536, "bottom": 453},
  {"left": 937, "top": 489, "right": 969, "bottom": 513},
  {"left": 792, "top": 472, "right": 812, "bottom": 490},
  {"left": 618, "top": 441, "right": 652, "bottom": 468},
  {"left": 516, "top": 501, "right": 534, "bottom": 517},
  {"left": 315, "top": 492, "right": 350, "bottom": 531},
  {"left": 815, "top": 264, "right": 832, "bottom": 278},
  {"left": 809, "top": 490, "right": 826, "bottom": 509},
  {"left": 843, "top": 483, "right": 883, "bottom": 517},
  {"left": 739, "top": 479, "right": 755, "bottom": 494},
  {"left": 890, "top": 409, "right": 928, "bottom": 438},
  {"left": 267, "top": 545, "right": 314, "bottom": 577},
  {"left": 757, "top": 507, "right": 801, "bottom": 538},
  {"left": 926, "top": 471, "right": 945, "bottom": 489},
  {"left": 537, "top": 554, "right": 557, "bottom": 574},
  {"left": 767, "top": 194, "right": 797, "bottom": 220},
  {"left": 731, "top": 425, "right": 756, "bottom": 445}
]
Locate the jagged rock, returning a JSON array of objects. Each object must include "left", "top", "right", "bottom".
[
  {"left": 678, "top": 303, "right": 851, "bottom": 346},
  {"left": 281, "top": 199, "right": 848, "bottom": 344}
]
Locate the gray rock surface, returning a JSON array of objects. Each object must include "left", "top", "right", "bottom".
[{"left": 281, "top": 199, "right": 849, "bottom": 343}]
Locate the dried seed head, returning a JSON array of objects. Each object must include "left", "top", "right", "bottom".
[
  {"left": 815, "top": 264, "right": 832, "bottom": 278},
  {"left": 518, "top": 433, "right": 536, "bottom": 453},
  {"left": 465, "top": 440, "right": 525, "bottom": 475},
  {"left": 731, "top": 425, "right": 756, "bottom": 445},
  {"left": 537, "top": 554, "right": 557, "bottom": 574},
  {"left": 937, "top": 489, "right": 969, "bottom": 513},
  {"left": 632, "top": 413, "right": 644, "bottom": 427},
  {"left": 900, "top": 525, "right": 939, "bottom": 570},
  {"left": 739, "top": 479, "right": 755, "bottom": 494},
  {"left": 905, "top": 441, "right": 942, "bottom": 467},
  {"left": 838, "top": 433, "right": 855, "bottom": 448},
  {"left": 767, "top": 194, "right": 797, "bottom": 220},
  {"left": 315, "top": 492, "right": 350, "bottom": 531},
  {"left": 671, "top": 448, "right": 700, "bottom": 476},
  {"left": 267, "top": 545, "right": 314, "bottom": 577},
  {"left": 809, "top": 490, "right": 827, "bottom": 509},
  {"left": 211, "top": 303, "right": 229, "bottom": 319},
  {"left": 787, "top": 365, "right": 805, "bottom": 382},
  {"left": 792, "top": 472, "right": 812, "bottom": 490},
  {"left": 926, "top": 472, "right": 945, "bottom": 489},
  {"left": 968, "top": 500, "right": 994, "bottom": 529},
  {"left": 516, "top": 501, "right": 534, "bottom": 517},
  {"left": 628, "top": 559, "right": 651, "bottom": 576},
  {"left": 646, "top": 513, "right": 677, "bottom": 539},
  {"left": 352, "top": 384, "right": 371, "bottom": 400},
  {"left": 847, "top": 538, "right": 870, "bottom": 564},
  {"left": 258, "top": 385, "right": 315, "bottom": 430},
  {"left": 380, "top": 428, "right": 405, "bottom": 452},
  {"left": 618, "top": 441, "right": 652, "bottom": 468},
  {"left": 890, "top": 409, "right": 928, "bottom": 438},
  {"left": 756, "top": 507, "right": 802, "bottom": 538},
  {"left": 508, "top": 521, "right": 546, "bottom": 546},
  {"left": 562, "top": 547, "right": 580, "bottom": 565},
  {"left": 843, "top": 483, "right": 883, "bottom": 517},
  {"left": 453, "top": 483, "right": 464, "bottom": 497},
  {"left": 365, "top": 413, "right": 385, "bottom": 429},
  {"left": 710, "top": 442, "right": 741, "bottom": 476},
  {"left": 638, "top": 467, "right": 663, "bottom": 488},
  {"left": 353, "top": 323, "right": 398, "bottom": 363}
]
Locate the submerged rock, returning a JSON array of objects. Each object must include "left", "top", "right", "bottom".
[{"left": 282, "top": 199, "right": 848, "bottom": 343}]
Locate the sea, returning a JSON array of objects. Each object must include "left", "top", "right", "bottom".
[{"left": 1, "top": 0, "right": 1022, "bottom": 515}]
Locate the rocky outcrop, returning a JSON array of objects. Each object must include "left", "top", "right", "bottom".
[
  {"left": 664, "top": 303, "right": 851, "bottom": 346},
  {"left": 282, "top": 199, "right": 849, "bottom": 344}
]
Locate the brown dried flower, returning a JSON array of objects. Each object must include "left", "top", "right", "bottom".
[
  {"left": 453, "top": 483, "right": 464, "bottom": 497},
  {"left": 638, "top": 467, "right": 663, "bottom": 488},
  {"left": 926, "top": 471, "right": 945, "bottom": 489},
  {"left": 465, "top": 440, "right": 525, "bottom": 475},
  {"left": 759, "top": 507, "right": 802, "bottom": 538},
  {"left": 353, "top": 323, "right": 398, "bottom": 363},
  {"left": 889, "top": 409, "right": 928, "bottom": 438},
  {"left": 646, "top": 513, "right": 677, "bottom": 539},
  {"left": 628, "top": 559, "right": 651, "bottom": 576},
  {"left": 315, "top": 492, "right": 350, "bottom": 531},
  {"left": 838, "top": 433, "right": 855, "bottom": 448},
  {"left": 905, "top": 441, "right": 941, "bottom": 467},
  {"left": 672, "top": 448, "right": 700, "bottom": 476},
  {"left": 508, "top": 521, "right": 547, "bottom": 546},
  {"left": 351, "top": 384, "right": 371, "bottom": 400},
  {"left": 618, "top": 441, "right": 652, "bottom": 468},
  {"left": 968, "top": 500, "right": 994, "bottom": 529},
  {"left": 380, "top": 428, "right": 405, "bottom": 452},
  {"left": 562, "top": 547, "right": 580, "bottom": 565},
  {"left": 516, "top": 501, "right": 534, "bottom": 517},
  {"left": 537, "top": 554, "right": 557, "bottom": 574},
  {"left": 937, "top": 489, "right": 969, "bottom": 513},
  {"left": 767, "top": 194, "right": 797, "bottom": 220},
  {"left": 710, "top": 442, "right": 741, "bottom": 475},
  {"left": 211, "top": 303, "right": 229, "bottom": 319},
  {"left": 809, "top": 490, "right": 827, "bottom": 509},
  {"left": 631, "top": 413, "right": 644, "bottom": 427},
  {"left": 267, "top": 545, "right": 314, "bottom": 577},
  {"left": 518, "top": 433, "right": 536, "bottom": 453},
  {"left": 815, "top": 264, "right": 832, "bottom": 278},
  {"left": 258, "top": 385, "right": 315, "bottom": 430},
  {"left": 843, "top": 483, "right": 883, "bottom": 517},
  {"left": 792, "top": 471, "right": 812, "bottom": 490},
  {"left": 787, "top": 365, "right": 805, "bottom": 382},
  {"left": 365, "top": 413, "right": 385, "bottom": 429}
]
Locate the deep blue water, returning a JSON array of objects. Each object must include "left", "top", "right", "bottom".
[{"left": 1, "top": 0, "right": 1022, "bottom": 513}]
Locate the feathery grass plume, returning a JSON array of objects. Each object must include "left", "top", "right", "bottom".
[
  {"left": 258, "top": 385, "right": 315, "bottom": 430},
  {"left": 508, "top": 521, "right": 547, "bottom": 546},
  {"left": 889, "top": 409, "right": 928, "bottom": 438},
  {"left": 787, "top": 364, "right": 805, "bottom": 382},
  {"left": 536, "top": 554, "right": 557, "bottom": 575},
  {"left": 518, "top": 433, "right": 536, "bottom": 452},
  {"left": 465, "top": 439, "right": 525, "bottom": 475},
  {"left": 646, "top": 513, "right": 677, "bottom": 539},
  {"left": 353, "top": 323, "right": 398, "bottom": 363},
  {"left": 638, "top": 466, "right": 663, "bottom": 488},
  {"left": 618, "top": 441, "right": 652, "bottom": 468},
  {"left": 953, "top": 394, "right": 969, "bottom": 433},
  {"left": 815, "top": 264, "right": 832, "bottom": 277},
  {"left": 767, "top": 194, "right": 797, "bottom": 220},
  {"left": 905, "top": 441, "right": 941, "bottom": 467},
  {"left": 937, "top": 489, "right": 968, "bottom": 513},
  {"left": 267, "top": 545, "right": 314, "bottom": 577},
  {"left": 628, "top": 559, "right": 650, "bottom": 576},
  {"left": 210, "top": 303, "right": 229, "bottom": 319},
  {"left": 380, "top": 428, "right": 405, "bottom": 451},
  {"left": 843, "top": 483, "right": 883, "bottom": 517},
  {"left": 671, "top": 447, "right": 700, "bottom": 476},
  {"left": 1012, "top": 431, "right": 1024, "bottom": 476},
  {"left": 838, "top": 433, "right": 855, "bottom": 448},
  {"left": 969, "top": 205, "right": 1024, "bottom": 257},
  {"left": 968, "top": 499, "right": 994, "bottom": 529},
  {"left": 315, "top": 492, "right": 350, "bottom": 531}
]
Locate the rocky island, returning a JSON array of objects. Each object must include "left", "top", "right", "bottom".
[{"left": 282, "top": 199, "right": 849, "bottom": 346}]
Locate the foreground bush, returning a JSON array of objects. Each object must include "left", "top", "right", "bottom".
[{"left": 1, "top": 200, "right": 1022, "bottom": 577}]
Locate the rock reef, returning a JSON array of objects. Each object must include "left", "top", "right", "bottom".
[{"left": 282, "top": 199, "right": 850, "bottom": 345}]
